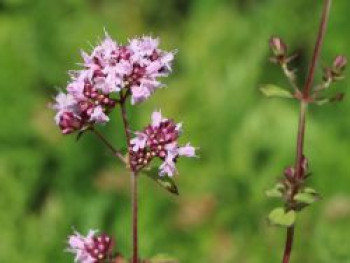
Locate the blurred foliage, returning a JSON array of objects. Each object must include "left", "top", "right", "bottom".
[{"left": 0, "top": 0, "right": 350, "bottom": 262}]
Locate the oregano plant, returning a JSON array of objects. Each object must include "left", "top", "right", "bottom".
[
  {"left": 261, "top": 1, "right": 346, "bottom": 262},
  {"left": 52, "top": 32, "right": 197, "bottom": 263}
]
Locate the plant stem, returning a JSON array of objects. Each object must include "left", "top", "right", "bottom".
[
  {"left": 294, "top": 102, "right": 308, "bottom": 180},
  {"left": 304, "top": 0, "right": 332, "bottom": 98},
  {"left": 282, "top": 227, "right": 294, "bottom": 263},
  {"left": 130, "top": 170, "right": 138, "bottom": 263},
  {"left": 91, "top": 128, "right": 126, "bottom": 164},
  {"left": 282, "top": 1, "right": 331, "bottom": 262},
  {"left": 119, "top": 96, "right": 139, "bottom": 263}
]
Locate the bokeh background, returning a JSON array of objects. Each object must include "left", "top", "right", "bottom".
[{"left": 1, "top": 0, "right": 350, "bottom": 262}]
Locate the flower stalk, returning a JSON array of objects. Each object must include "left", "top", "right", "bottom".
[
  {"left": 264, "top": 0, "right": 346, "bottom": 262},
  {"left": 281, "top": 1, "right": 331, "bottom": 262},
  {"left": 119, "top": 95, "right": 139, "bottom": 263}
]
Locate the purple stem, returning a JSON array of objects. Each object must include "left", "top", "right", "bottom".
[
  {"left": 282, "top": 227, "right": 294, "bottom": 263},
  {"left": 304, "top": 0, "right": 332, "bottom": 99},
  {"left": 119, "top": 94, "right": 139, "bottom": 263},
  {"left": 282, "top": 1, "right": 331, "bottom": 262}
]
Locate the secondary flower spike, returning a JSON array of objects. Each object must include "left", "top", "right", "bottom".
[
  {"left": 130, "top": 111, "right": 197, "bottom": 176},
  {"left": 67, "top": 230, "right": 113, "bottom": 263},
  {"left": 52, "top": 32, "right": 175, "bottom": 134}
]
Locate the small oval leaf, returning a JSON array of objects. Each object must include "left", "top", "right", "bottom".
[
  {"left": 294, "top": 192, "right": 319, "bottom": 205},
  {"left": 265, "top": 188, "right": 283, "bottom": 198},
  {"left": 260, "top": 84, "right": 294, "bottom": 99},
  {"left": 303, "top": 187, "right": 318, "bottom": 195},
  {"left": 265, "top": 182, "right": 285, "bottom": 198},
  {"left": 268, "top": 207, "right": 296, "bottom": 227},
  {"left": 143, "top": 168, "right": 179, "bottom": 195}
]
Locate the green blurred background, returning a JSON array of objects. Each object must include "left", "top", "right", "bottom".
[{"left": 1, "top": 0, "right": 350, "bottom": 262}]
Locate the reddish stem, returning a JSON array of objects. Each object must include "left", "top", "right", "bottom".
[
  {"left": 130, "top": 169, "right": 138, "bottom": 263},
  {"left": 304, "top": 0, "right": 332, "bottom": 98},
  {"left": 282, "top": 1, "right": 331, "bottom": 262},
  {"left": 282, "top": 227, "right": 294, "bottom": 263},
  {"left": 119, "top": 95, "right": 139, "bottom": 263},
  {"left": 294, "top": 102, "right": 307, "bottom": 180}
]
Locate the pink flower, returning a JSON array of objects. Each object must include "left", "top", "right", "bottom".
[
  {"left": 130, "top": 111, "right": 197, "bottom": 176},
  {"left": 130, "top": 132, "right": 148, "bottom": 152},
  {"left": 131, "top": 85, "right": 151, "bottom": 105},
  {"left": 67, "top": 230, "right": 113, "bottom": 263},
  {"left": 67, "top": 230, "right": 96, "bottom": 263},
  {"left": 159, "top": 157, "right": 177, "bottom": 177},
  {"left": 178, "top": 143, "right": 197, "bottom": 157},
  {"left": 53, "top": 93, "right": 77, "bottom": 113},
  {"left": 89, "top": 106, "right": 110, "bottom": 123},
  {"left": 151, "top": 110, "right": 166, "bottom": 127}
]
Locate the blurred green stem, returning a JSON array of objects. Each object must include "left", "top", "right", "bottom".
[
  {"left": 120, "top": 93, "right": 139, "bottom": 263},
  {"left": 282, "top": 1, "right": 331, "bottom": 262}
]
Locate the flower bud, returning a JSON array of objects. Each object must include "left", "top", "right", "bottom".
[
  {"left": 333, "top": 55, "right": 347, "bottom": 73},
  {"left": 269, "top": 36, "right": 287, "bottom": 57},
  {"left": 59, "top": 112, "right": 82, "bottom": 134},
  {"left": 284, "top": 166, "right": 295, "bottom": 181}
]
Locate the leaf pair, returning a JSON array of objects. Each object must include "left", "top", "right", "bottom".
[
  {"left": 267, "top": 187, "right": 321, "bottom": 227},
  {"left": 260, "top": 84, "right": 345, "bottom": 105}
]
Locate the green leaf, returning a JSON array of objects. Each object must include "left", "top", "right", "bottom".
[
  {"left": 265, "top": 188, "right": 283, "bottom": 198},
  {"left": 265, "top": 183, "right": 285, "bottom": 198},
  {"left": 150, "top": 254, "right": 178, "bottom": 263},
  {"left": 315, "top": 93, "right": 345, "bottom": 106},
  {"left": 260, "top": 84, "right": 294, "bottom": 99},
  {"left": 76, "top": 130, "right": 85, "bottom": 141},
  {"left": 303, "top": 187, "right": 318, "bottom": 195},
  {"left": 76, "top": 126, "right": 91, "bottom": 141},
  {"left": 294, "top": 192, "right": 320, "bottom": 205},
  {"left": 143, "top": 168, "right": 179, "bottom": 195},
  {"left": 268, "top": 207, "right": 296, "bottom": 227}
]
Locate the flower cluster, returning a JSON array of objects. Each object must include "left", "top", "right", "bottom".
[
  {"left": 53, "top": 32, "right": 175, "bottom": 134},
  {"left": 67, "top": 230, "right": 113, "bottom": 263},
  {"left": 130, "top": 111, "right": 196, "bottom": 176}
]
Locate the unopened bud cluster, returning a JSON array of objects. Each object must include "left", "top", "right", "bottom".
[
  {"left": 283, "top": 156, "right": 309, "bottom": 183},
  {"left": 323, "top": 55, "right": 347, "bottom": 83},
  {"left": 130, "top": 111, "right": 196, "bottom": 176},
  {"left": 67, "top": 230, "right": 113, "bottom": 263}
]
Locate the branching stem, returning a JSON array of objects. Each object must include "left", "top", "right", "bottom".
[{"left": 281, "top": 1, "right": 332, "bottom": 262}]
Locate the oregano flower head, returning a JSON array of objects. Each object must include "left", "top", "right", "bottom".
[
  {"left": 130, "top": 111, "right": 197, "bottom": 176},
  {"left": 53, "top": 32, "right": 175, "bottom": 134}
]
